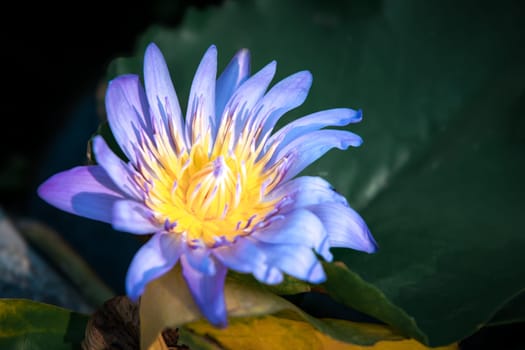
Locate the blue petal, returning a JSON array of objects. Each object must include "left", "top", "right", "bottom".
[
  {"left": 92, "top": 136, "right": 143, "bottom": 200},
  {"left": 126, "top": 232, "right": 184, "bottom": 300},
  {"left": 219, "top": 61, "right": 276, "bottom": 140},
  {"left": 308, "top": 203, "right": 378, "bottom": 253},
  {"left": 181, "top": 255, "right": 228, "bottom": 327},
  {"left": 215, "top": 48, "right": 250, "bottom": 124},
  {"left": 253, "top": 265, "right": 283, "bottom": 285},
  {"left": 267, "top": 108, "right": 362, "bottom": 156},
  {"left": 184, "top": 246, "right": 216, "bottom": 275},
  {"left": 112, "top": 200, "right": 160, "bottom": 234},
  {"left": 274, "top": 130, "right": 363, "bottom": 182},
  {"left": 105, "top": 75, "right": 153, "bottom": 164},
  {"left": 143, "top": 43, "right": 185, "bottom": 147},
  {"left": 213, "top": 237, "right": 284, "bottom": 285},
  {"left": 268, "top": 176, "right": 347, "bottom": 210},
  {"left": 254, "top": 241, "right": 326, "bottom": 284},
  {"left": 223, "top": 60, "right": 276, "bottom": 121},
  {"left": 251, "top": 71, "right": 312, "bottom": 140},
  {"left": 186, "top": 45, "right": 218, "bottom": 144},
  {"left": 38, "top": 166, "right": 125, "bottom": 224},
  {"left": 251, "top": 209, "right": 332, "bottom": 261},
  {"left": 212, "top": 236, "right": 266, "bottom": 273}
]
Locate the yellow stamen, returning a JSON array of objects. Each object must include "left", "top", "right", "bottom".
[{"left": 139, "top": 122, "right": 282, "bottom": 247}]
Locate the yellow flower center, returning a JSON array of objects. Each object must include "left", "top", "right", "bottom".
[{"left": 135, "top": 115, "right": 285, "bottom": 247}]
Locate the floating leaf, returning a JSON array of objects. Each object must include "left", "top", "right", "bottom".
[
  {"left": 336, "top": 53, "right": 525, "bottom": 345},
  {"left": 227, "top": 271, "right": 311, "bottom": 296},
  {"left": 178, "top": 316, "right": 457, "bottom": 350},
  {"left": 485, "top": 290, "right": 525, "bottom": 327},
  {"left": 322, "top": 262, "right": 426, "bottom": 343},
  {"left": 183, "top": 315, "right": 398, "bottom": 350},
  {"left": 0, "top": 299, "right": 88, "bottom": 350}
]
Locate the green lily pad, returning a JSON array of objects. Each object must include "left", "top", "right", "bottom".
[
  {"left": 106, "top": 0, "right": 525, "bottom": 346},
  {"left": 336, "top": 54, "right": 525, "bottom": 345},
  {"left": 486, "top": 291, "right": 525, "bottom": 327},
  {"left": 227, "top": 271, "right": 312, "bottom": 296},
  {"left": 322, "top": 262, "right": 426, "bottom": 343},
  {"left": 0, "top": 299, "right": 89, "bottom": 350}
]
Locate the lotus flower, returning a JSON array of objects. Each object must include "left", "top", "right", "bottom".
[{"left": 38, "top": 43, "right": 377, "bottom": 326}]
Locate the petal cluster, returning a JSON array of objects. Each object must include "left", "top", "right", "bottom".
[{"left": 38, "top": 43, "right": 377, "bottom": 327}]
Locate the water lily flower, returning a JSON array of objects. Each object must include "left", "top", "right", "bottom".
[{"left": 38, "top": 43, "right": 377, "bottom": 327}]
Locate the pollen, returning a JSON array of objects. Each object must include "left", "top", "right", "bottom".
[{"left": 136, "top": 118, "right": 284, "bottom": 247}]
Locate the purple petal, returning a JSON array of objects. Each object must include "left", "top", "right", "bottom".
[
  {"left": 224, "top": 60, "right": 276, "bottom": 121},
  {"left": 126, "top": 232, "right": 184, "bottom": 300},
  {"left": 255, "top": 241, "right": 326, "bottom": 284},
  {"left": 92, "top": 135, "right": 143, "bottom": 200},
  {"left": 219, "top": 61, "right": 276, "bottom": 141},
  {"left": 213, "top": 237, "right": 284, "bottom": 285},
  {"left": 186, "top": 45, "right": 218, "bottom": 144},
  {"left": 267, "top": 108, "right": 362, "bottom": 156},
  {"left": 215, "top": 48, "right": 250, "bottom": 119},
  {"left": 184, "top": 246, "right": 216, "bottom": 275},
  {"left": 112, "top": 200, "right": 160, "bottom": 234},
  {"left": 252, "top": 71, "right": 312, "bottom": 139},
  {"left": 105, "top": 75, "right": 152, "bottom": 164},
  {"left": 181, "top": 255, "right": 228, "bottom": 327},
  {"left": 253, "top": 266, "right": 283, "bottom": 285},
  {"left": 267, "top": 176, "right": 347, "bottom": 210},
  {"left": 38, "top": 166, "right": 126, "bottom": 223},
  {"left": 251, "top": 209, "right": 332, "bottom": 261},
  {"left": 212, "top": 236, "right": 266, "bottom": 273},
  {"left": 143, "top": 43, "right": 185, "bottom": 146},
  {"left": 308, "top": 203, "right": 377, "bottom": 253},
  {"left": 274, "top": 130, "right": 363, "bottom": 182}
]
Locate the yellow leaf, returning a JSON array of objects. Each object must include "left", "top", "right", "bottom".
[
  {"left": 186, "top": 315, "right": 326, "bottom": 349},
  {"left": 149, "top": 334, "right": 169, "bottom": 350},
  {"left": 140, "top": 265, "right": 201, "bottom": 349},
  {"left": 320, "top": 337, "right": 458, "bottom": 350},
  {"left": 184, "top": 315, "right": 458, "bottom": 350},
  {"left": 140, "top": 265, "right": 290, "bottom": 349}
]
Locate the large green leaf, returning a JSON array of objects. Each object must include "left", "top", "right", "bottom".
[
  {"left": 486, "top": 291, "right": 525, "bottom": 327},
  {"left": 0, "top": 299, "right": 89, "bottom": 350},
  {"left": 107, "top": 0, "right": 525, "bottom": 346},
  {"left": 336, "top": 51, "right": 525, "bottom": 345},
  {"left": 322, "top": 262, "right": 426, "bottom": 343}
]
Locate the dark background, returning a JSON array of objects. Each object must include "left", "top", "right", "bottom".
[
  {"left": 1, "top": 1, "right": 522, "bottom": 349},
  {"left": 4, "top": 1, "right": 150, "bottom": 212},
  {"left": 3, "top": 1, "right": 217, "bottom": 212},
  {"left": 2, "top": 0, "right": 221, "bottom": 295},
  {"left": 3, "top": 0, "right": 167, "bottom": 300}
]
